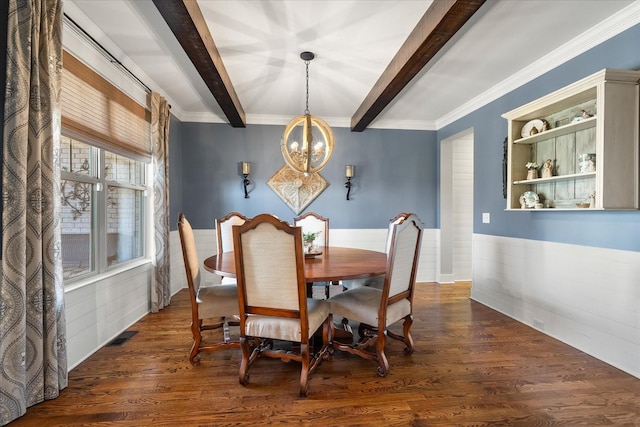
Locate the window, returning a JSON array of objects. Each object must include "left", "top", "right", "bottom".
[
  {"left": 60, "top": 50, "right": 152, "bottom": 282},
  {"left": 61, "top": 135, "right": 147, "bottom": 281}
]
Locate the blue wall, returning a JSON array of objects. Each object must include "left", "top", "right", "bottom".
[
  {"left": 439, "top": 23, "right": 640, "bottom": 252},
  {"left": 168, "top": 114, "right": 183, "bottom": 229},
  {"left": 172, "top": 124, "right": 437, "bottom": 230}
]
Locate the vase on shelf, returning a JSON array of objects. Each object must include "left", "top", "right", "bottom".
[{"left": 526, "top": 169, "right": 537, "bottom": 180}]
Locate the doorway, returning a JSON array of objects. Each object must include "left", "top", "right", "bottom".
[{"left": 439, "top": 129, "right": 474, "bottom": 283}]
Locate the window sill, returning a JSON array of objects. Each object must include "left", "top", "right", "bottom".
[{"left": 64, "top": 258, "right": 153, "bottom": 293}]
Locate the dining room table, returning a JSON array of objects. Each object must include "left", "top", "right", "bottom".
[{"left": 203, "top": 246, "right": 387, "bottom": 283}]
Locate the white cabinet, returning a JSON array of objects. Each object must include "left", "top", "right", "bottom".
[{"left": 503, "top": 69, "right": 640, "bottom": 210}]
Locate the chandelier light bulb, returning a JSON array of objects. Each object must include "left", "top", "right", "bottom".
[{"left": 313, "top": 141, "right": 324, "bottom": 156}]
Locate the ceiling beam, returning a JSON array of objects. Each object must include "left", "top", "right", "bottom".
[
  {"left": 350, "top": 0, "right": 485, "bottom": 132},
  {"left": 152, "top": 0, "right": 246, "bottom": 127}
]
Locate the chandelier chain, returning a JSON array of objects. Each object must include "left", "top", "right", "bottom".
[{"left": 304, "top": 59, "right": 310, "bottom": 115}]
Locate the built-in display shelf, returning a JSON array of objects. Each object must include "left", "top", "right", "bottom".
[
  {"left": 513, "top": 116, "right": 596, "bottom": 145},
  {"left": 513, "top": 172, "right": 595, "bottom": 185},
  {"left": 503, "top": 68, "right": 640, "bottom": 211}
]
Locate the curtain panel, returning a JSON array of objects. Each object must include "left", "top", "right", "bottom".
[
  {"left": 151, "top": 92, "right": 171, "bottom": 312},
  {"left": 0, "top": 0, "right": 67, "bottom": 425}
]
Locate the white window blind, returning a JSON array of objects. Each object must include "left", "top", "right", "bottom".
[{"left": 61, "top": 50, "right": 151, "bottom": 160}]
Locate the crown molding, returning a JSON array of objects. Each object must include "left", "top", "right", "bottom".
[
  {"left": 436, "top": 1, "right": 640, "bottom": 129},
  {"left": 368, "top": 118, "right": 436, "bottom": 131}
]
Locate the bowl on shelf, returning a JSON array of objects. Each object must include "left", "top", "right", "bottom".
[{"left": 575, "top": 202, "right": 590, "bottom": 208}]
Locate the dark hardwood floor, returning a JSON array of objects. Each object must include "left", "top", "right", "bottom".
[{"left": 10, "top": 282, "right": 640, "bottom": 426}]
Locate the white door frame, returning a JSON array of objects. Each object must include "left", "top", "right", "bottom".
[{"left": 439, "top": 128, "right": 474, "bottom": 284}]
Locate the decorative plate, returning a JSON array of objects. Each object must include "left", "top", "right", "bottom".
[
  {"left": 519, "top": 191, "right": 539, "bottom": 208},
  {"left": 521, "top": 119, "right": 546, "bottom": 138}
]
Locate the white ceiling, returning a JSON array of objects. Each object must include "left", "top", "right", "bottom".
[{"left": 64, "top": 0, "right": 639, "bottom": 130}]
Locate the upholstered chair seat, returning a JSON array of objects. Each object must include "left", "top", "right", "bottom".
[
  {"left": 329, "top": 287, "right": 410, "bottom": 328},
  {"left": 196, "top": 284, "right": 239, "bottom": 320},
  {"left": 244, "top": 298, "right": 330, "bottom": 342}
]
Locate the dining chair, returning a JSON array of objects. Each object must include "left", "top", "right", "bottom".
[
  {"left": 178, "top": 212, "right": 240, "bottom": 365},
  {"left": 343, "top": 212, "right": 412, "bottom": 290},
  {"left": 216, "top": 211, "right": 250, "bottom": 254},
  {"left": 215, "top": 211, "right": 250, "bottom": 284},
  {"left": 294, "top": 212, "right": 338, "bottom": 298},
  {"left": 293, "top": 211, "right": 329, "bottom": 247},
  {"left": 233, "top": 213, "right": 332, "bottom": 396},
  {"left": 329, "top": 213, "right": 423, "bottom": 377}
]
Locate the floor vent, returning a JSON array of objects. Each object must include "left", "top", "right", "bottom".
[{"left": 107, "top": 330, "right": 138, "bottom": 346}]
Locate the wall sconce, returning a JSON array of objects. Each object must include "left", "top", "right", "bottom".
[
  {"left": 242, "top": 162, "right": 251, "bottom": 198},
  {"left": 345, "top": 165, "right": 355, "bottom": 200}
]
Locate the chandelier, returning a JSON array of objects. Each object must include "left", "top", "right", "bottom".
[{"left": 281, "top": 51, "right": 334, "bottom": 176}]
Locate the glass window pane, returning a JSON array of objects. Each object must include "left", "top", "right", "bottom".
[
  {"left": 107, "top": 186, "right": 144, "bottom": 266},
  {"left": 60, "top": 179, "right": 94, "bottom": 279},
  {"left": 105, "top": 152, "right": 143, "bottom": 185},
  {"left": 60, "top": 139, "right": 147, "bottom": 283},
  {"left": 60, "top": 136, "right": 93, "bottom": 176}
]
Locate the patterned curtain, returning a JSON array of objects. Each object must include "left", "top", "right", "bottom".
[
  {"left": 0, "top": 0, "right": 67, "bottom": 425},
  {"left": 150, "top": 92, "right": 171, "bottom": 312}
]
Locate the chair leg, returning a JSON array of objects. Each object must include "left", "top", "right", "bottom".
[
  {"left": 299, "top": 343, "right": 310, "bottom": 397},
  {"left": 376, "top": 331, "right": 390, "bottom": 377},
  {"left": 385, "top": 314, "right": 414, "bottom": 354},
  {"left": 402, "top": 314, "right": 414, "bottom": 354},
  {"left": 189, "top": 320, "right": 203, "bottom": 366},
  {"left": 323, "top": 314, "right": 332, "bottom": 350},
  {"left": 239, "top": 337, "right": 251, "bottom": 386}
]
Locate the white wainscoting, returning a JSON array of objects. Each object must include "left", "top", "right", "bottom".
[
  {"left": 471, "top": 233, "right": 640, "bottom": 379},
  {"left": 65, "top": 263, "right": 153, "bottom": 369}
]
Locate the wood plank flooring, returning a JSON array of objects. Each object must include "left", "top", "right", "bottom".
[{"left": 10, "top": 282, "right": 640, "bottom": 426}]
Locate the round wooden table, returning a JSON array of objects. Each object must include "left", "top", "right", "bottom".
[{"left": 203, "top": 246, "right": 387, "bottom": 282}]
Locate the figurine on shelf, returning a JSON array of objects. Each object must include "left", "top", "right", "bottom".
[
  {"left": 572, "top": 109, "right": 594, "bottom": 123},
  {"left": 525, "top": 162, "right": 538, "bottom": 180},
  {"left": 540, "top": 119, "right": 549, "bottom": 132},
  {"left": 541, "top": 159, "right": 553, "bottom": 178}
]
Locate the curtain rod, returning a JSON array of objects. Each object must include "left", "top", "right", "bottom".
[{"left": 63, "top": 12, "right": 152, "bottom": 93}]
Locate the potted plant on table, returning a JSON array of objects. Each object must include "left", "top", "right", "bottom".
[{"left": 302, "top": 231, "right": 321, "bottom": 253}]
